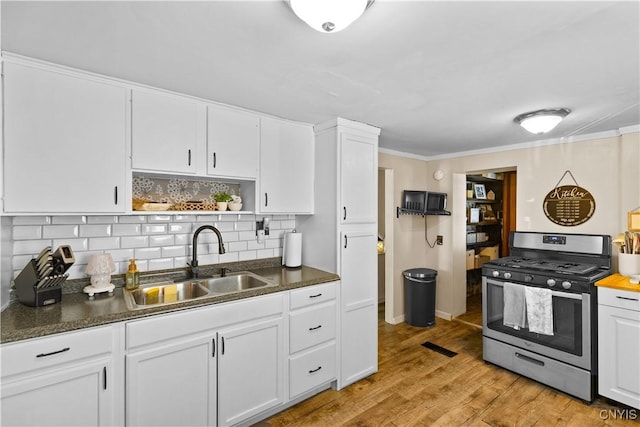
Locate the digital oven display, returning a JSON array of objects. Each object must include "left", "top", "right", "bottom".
[{"left": 542, "top": 235, "right": 566, "bottom": 245}]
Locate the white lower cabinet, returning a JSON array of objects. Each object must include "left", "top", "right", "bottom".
[
  {"left": 598, "top": 286, "right": 640, "bottom": 409},
  {"left": 217, "top": 317, "right": 284, "bottom": 426},
  {"left": 288, "top": 282, "right": 338, "bottom": 399},
  {"left": 125, "top": 293, "right": 284, "bottom": 427},
  {"left": 0, "top": 326, "right": 119, "bottom": 427}
]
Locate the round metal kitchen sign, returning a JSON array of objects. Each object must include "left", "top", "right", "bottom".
[{"left": 543, "top": 184, "right": 595, "bottom": 226}]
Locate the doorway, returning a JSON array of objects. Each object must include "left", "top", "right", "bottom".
[
  {"left": 456, "top": 169, "right": 517, "bottom": 327},
  {"left": 378, "top": 168, "right": 395, "bottom": 324}
]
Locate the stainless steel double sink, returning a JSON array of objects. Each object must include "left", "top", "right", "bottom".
[{"left": 123, "top": 271, "right": 277, "bottom": 310}]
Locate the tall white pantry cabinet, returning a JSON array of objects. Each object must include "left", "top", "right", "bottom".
[{"left": 298, "top": 118, "right": 380, "bottom": 389}]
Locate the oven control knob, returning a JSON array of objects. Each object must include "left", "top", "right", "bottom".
[
  {"left": 503, "top": 272, "right": 512, "bottom": 279},
  {"left": 492, "top": 270, "right": 500, "bottom": 277},
  {"left": 562, "top": 281, "right": 572, "bottom": 289},
  {"left": 524, "top": 275, "right": 533, "bottom": 282},
  {"left": 546, "top": 278, "right": 556, "bottom": 287}
]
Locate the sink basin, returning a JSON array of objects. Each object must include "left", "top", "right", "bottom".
[
  {"left": 124, "top": 281, "right": 210, "bottom": 309},
  {"left": 198, "top": 271, "right": 276, "bottom": 294}
]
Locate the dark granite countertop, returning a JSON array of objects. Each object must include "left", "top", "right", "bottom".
[{"left": 1, "top": 259, "right": 339, "bottom": 344}]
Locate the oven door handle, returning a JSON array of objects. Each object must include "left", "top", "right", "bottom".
[{"left": 488, "top": 280, "right": 583, "bottom": 300}]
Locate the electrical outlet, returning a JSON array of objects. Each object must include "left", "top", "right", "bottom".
[{"left": 436, "top": 235, "right": 443, "bottom": 245}]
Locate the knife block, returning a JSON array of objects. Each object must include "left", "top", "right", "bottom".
[{"left": 14, "top": 260, "right": 62, "bottom": 307}]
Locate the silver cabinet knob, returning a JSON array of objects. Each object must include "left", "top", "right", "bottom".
[
  {"left": 547, "top": 278, "right": 556, "bottom": 287},
  {"left": 562, "top": 281, "right": 572, "bottom": 289}
]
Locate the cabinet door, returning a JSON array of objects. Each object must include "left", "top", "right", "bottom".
[
  {"left": 339, "top": 229, "right": 378, "bottom": 387},
  {"left": 1, "top": 360, "right": 112, "bottom": 426},
  {"left": 339, "top": 132, "right": 378, "bottom": 224},
  {"left": 259, "top": 117, "right": 314, "bottom": 213},
  {"left": 217, "top": 317, "right": 284, "bottom": 426},
  {"left": 598, "top": 304, "right": 640, "bottom": 409},
  {"left": 126, "top": 335, "right": 216, "bottom": 427},
  {"left": 207, "top": 105, "right": 259, "bottom": 179},
  {"left": 131, "top": 89, "right": 205, "bottom": 174},
  {"left": 3, "top": 62, "right": 127, "bottom": 213}
]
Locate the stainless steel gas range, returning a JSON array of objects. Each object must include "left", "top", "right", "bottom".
[{"left": 482, "top": 231, "right": 611, "bottom": 402}]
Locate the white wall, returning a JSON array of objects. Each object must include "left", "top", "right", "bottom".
[{"left": 381, "top": 129, "right": 640, "bottom": 322}]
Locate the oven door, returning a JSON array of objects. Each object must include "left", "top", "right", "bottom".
[{"left": 482, "top": 277, "right": 591, "bottom": 370}]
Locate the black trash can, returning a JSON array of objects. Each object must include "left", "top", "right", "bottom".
[{"left": 404, "top": 268, "right": 438, "bottom": 327}]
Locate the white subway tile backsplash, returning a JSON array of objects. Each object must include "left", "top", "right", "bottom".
[
  {"left": 7, "top": 214, "right": 293, "bottom": 281},
  {"left": 238, "top": 251, "right": 257, "bottom": 261},
  {"left": 112, "top": 224, "right": 142, "bottom": 236},
  {"left": 119, "top": 216, "right": 148, "bottom": 224},
  {"left": 121, "top": 236, "right": 149, "bottom": 248},
  {"left": 142, "top": 224, "right": 168, "bottom": 234},
  {"left": 89, "top": 237, "right": 120, "bottom": 251},
  {"left": 13, "top": 226, "right": 42, "bottom": 240},
  {"left": 234, "top": 221, "right": 254, "bottom": 232},
  {"left": 174, "top": 234, "right": 190, "bottom": 245},
  {"left": 228, "top": 241, "right": 248, "bottom": 252},
  {"left": 13, "top": 216, "right": 50, "bottom": 225},
  {"left": 213, "top": 222, "right": 234, "bottom": 232},
  {"left": 134, "top": 247, "right": 162, "bottom": 260},
  {"left": 14, "top": 240, "right": 52, "bottom": 255},
  {"left": 108, "top": 248, "right": 136, "bottom": 263},
  {"left": 148, "top": 215, "right": 172, "bottom": 223},
  {"left": 162, "top": 245, "right": 187, "bottom": 258},
  {"left": 219, "top": 252, "right": 238, "bottom": 263},
  {"left": 43, "top": 225, "right": 80, "bottom": 239},
  {"left": 169, "top": 223, "right": 192, "bottom": 234},
  {"left": 148, "top": 258, "right": 174, "bottom": 271},
  {"left": 79, "top": 224, "right": 112, "bottom": 238},
  {"left": 281, "top": 220, "right": 296, "bottom": 229},
  {"left": 52, "top": 216, "right": 87, "bottom": 225},
  {"left": 257, "top": 249, "right": 275, "bottom": 258},
  {"left": 247, "top": 240, "right": 265, "bottom": 250},
  {"left": 238, "top": 230, "right": 257, "bottom": 241},
  {"left": 149, "top": 235, "right": 175, "bottom": 247},
  {"left": 87, "top": 216, "right": 119, "bottom": 224},
  {"left": 197, "top": 253, "right": 219, "bottom": 265}
]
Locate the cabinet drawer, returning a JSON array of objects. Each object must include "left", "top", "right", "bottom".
[
  {"left": 290, "top": 302, "right": 336, "bottom": 354},
  {"left": 599, "top": 287, "right": 640, "bottom": 311},
  {"left": 127, "top": 293, "right": 284, "bottom": 350},
  {"left": 289, "top": 341, "right": 336, "bottom": 399},
  {"left": 290, "top": 282, "right": 336, "bottom": 310},
  {"left": 1, "top": 326, "right": 113, "bottom": 378}
]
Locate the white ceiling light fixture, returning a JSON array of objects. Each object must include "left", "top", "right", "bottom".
[
  {"left": 514, "top": 108, "right": 571, "bottom": 134},
  {"left": 288, "top": 0, "right": 374, "bottom": 33}
]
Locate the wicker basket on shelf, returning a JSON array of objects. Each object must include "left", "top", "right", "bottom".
[{"left": 172, "top": 201, "right": 217, "bottom": 211}]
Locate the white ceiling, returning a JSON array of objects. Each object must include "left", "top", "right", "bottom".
[{"left": 2, "top": 1, "right": 639, "bottom": 158}]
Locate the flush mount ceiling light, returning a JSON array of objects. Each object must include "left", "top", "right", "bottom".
[
  {"left": 288, "top": 0, "right": 375, "bottom": 33},
  {"left": 514, "top": 108, "right": 571, "bottom": 134}
]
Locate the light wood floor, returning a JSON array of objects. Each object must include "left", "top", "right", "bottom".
[{"left": 264, "top": 302, "right": 637, "bottom": 426}]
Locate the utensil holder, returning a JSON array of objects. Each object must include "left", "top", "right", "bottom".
[{"left": 14, "top": 260, "right": 63, "bottom": 307}]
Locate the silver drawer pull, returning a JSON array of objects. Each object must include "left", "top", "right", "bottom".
[
  {"left": 36, "top": 347, "right": 70, "bottom": 358},
  {"left": 309, "top": 366, "right": 322, "bottom": 374},
  {"left": 309, "top": 325, "right": 322, "bottom": 331},
  {"left": 515, "top": 352, "right": 545, "bottom": 366},
  {"left": 616, "top": 296, "right": 639, "bottom": 301}
]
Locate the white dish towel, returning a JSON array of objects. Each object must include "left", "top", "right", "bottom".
[
  {"left": 524, "top": 286, "right": 554, "bottom": 335},
  {"left": 502, "top": 282, "right": 526, "bottom": 330}
]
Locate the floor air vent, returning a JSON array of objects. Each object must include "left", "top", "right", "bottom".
[{"left": 421, "top": 341, "right": 457, "bottom": 357}]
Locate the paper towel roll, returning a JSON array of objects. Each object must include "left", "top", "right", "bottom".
[{"left": 283, "top": 232, "right": 302, "bottom": 267}]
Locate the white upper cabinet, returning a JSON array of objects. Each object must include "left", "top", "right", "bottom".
[
  {"left": 339, "top": 131, "right": 378, "bottom": 225},
  {"left": 3, "top": 61, "right": 128, "bottom": 213},
  {"left": 207, "top": 105, "right": 259, "bottom": 179},
  {"left": 258, "top": 117, "right": 314, "bottom": 214},
  {"left": 131, "top": 89, "right": 206, "bottom": 175}
]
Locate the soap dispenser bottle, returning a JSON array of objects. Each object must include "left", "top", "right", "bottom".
[{"left": 125, "top": 259, "right": 140, "bottom": 290}]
